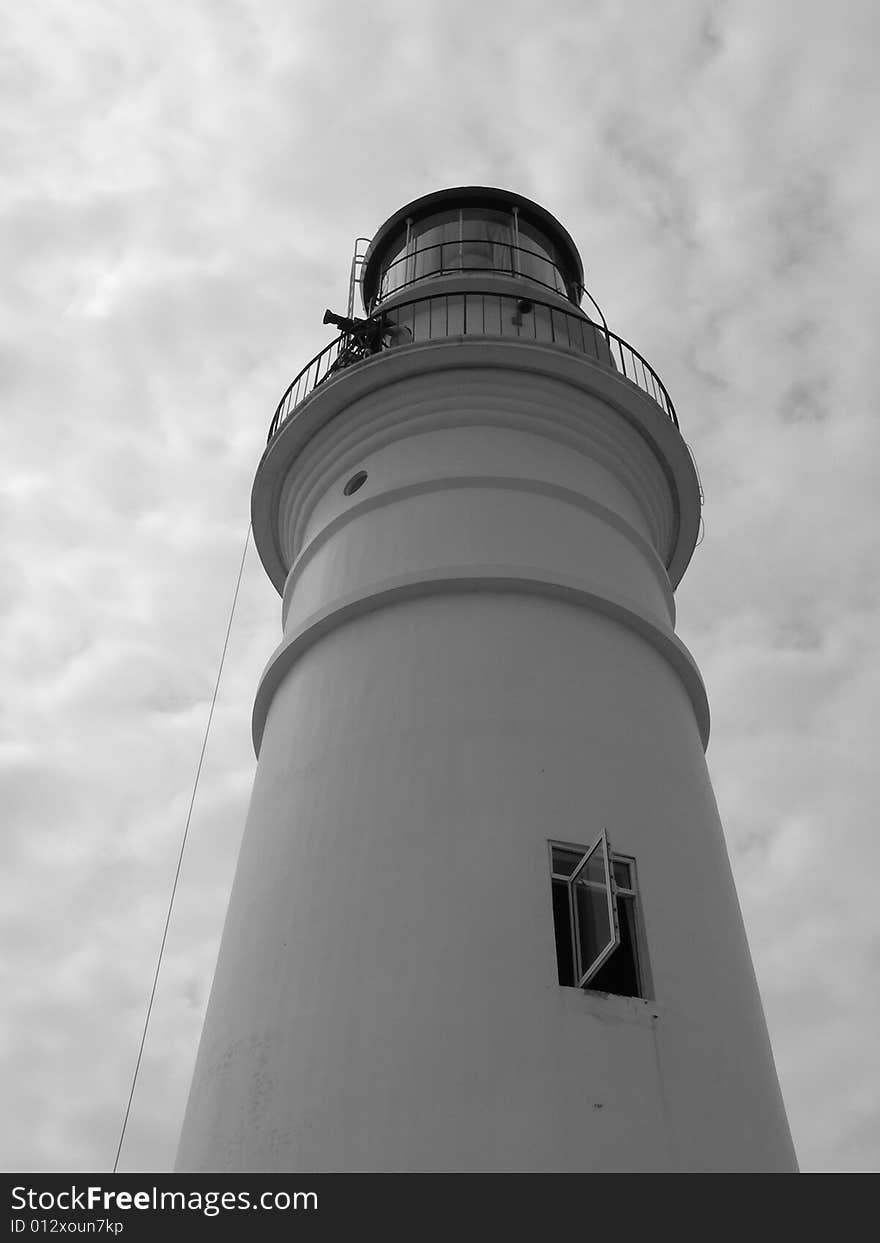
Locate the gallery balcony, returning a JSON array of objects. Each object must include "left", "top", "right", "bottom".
[{"left": 267, "top": 289, "right": 678, "bottom": 443}]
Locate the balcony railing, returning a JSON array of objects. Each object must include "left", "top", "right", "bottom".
[{"left": 268, "top": 291, "right": 678, "bottom": 443}]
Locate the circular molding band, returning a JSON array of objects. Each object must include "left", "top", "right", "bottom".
[
  {"left": 253, "top": 564, "right": 710, "bottom": 757},
  {"left": 281, "top": 474, "right": 677, "bottom": 631}
]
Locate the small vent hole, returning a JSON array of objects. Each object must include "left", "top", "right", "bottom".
[{"left": 343, "top": 470, "right": 368, "bottom": 496}]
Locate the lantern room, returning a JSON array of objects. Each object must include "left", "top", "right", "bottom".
[{"left": 359, "top": 186, "right": 587, "bottom": 313}]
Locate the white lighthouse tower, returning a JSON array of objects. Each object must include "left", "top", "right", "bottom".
[{"left": 177, "top": 187, "right": 797, "bottom": 1172}]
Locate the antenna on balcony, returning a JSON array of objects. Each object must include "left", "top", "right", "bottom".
[{"left": 347, "top": 238, "right": 371, "bottom": 319}]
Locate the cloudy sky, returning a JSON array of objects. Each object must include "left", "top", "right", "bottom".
[{"left": 3, "top": 0, "right": 878, "bottom": 1174}]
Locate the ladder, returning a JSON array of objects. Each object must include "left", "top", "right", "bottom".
[{"left": 347, "top": 237, "right": 371, "bottom": 319}]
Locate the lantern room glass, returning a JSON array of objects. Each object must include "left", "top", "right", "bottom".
[{"left": 375, "top": 206, "right": 576, "bottom": 303}]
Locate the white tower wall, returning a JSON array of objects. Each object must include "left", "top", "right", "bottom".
[{"left": 177, "top": 190, "right": 797, "bottom": 1171}]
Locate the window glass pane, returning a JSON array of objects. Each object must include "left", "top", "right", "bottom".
[
  {"left": 613, "top": 859, "right": 633, "bottom": 891},
  {"left": 412, "top": 210, "right": 459, "bottom": 244},
  {"left": 551, "top": 845, "right": 585, "bottom": 877},
  {"left": 514, "top": 218, "right": 575, "bottom": 296},
  {"left": 413, "top": 210, "right": 459, "bottom": 278},
  {"left": 460, "top": 209, "right": 515, "bottom": 274},
  {"left": 445, "top": 238, "right": 469, "bottom": 272},
  {"left": 573, "top": 879, "right": 612, "bottom": 973},
  {"left": 460, "top": 238, "right": 494, "bottom": 271},
  {"left": 588, "top": 895, "right": 641, "bottom": 997},
  {"left": 516, "top": 219, "right": 554, "bottom": 263},
  {"left": 414, "top": 239, "right": 441, "bottom": 279},
  {"left": 515, "top": 220, "right": 556, "bottom": 290},
  {"left": 380, "top": 229, "right": 408, "bottom": 295},
  {"left": 551, "top": 879, "right": 576, "bottom": 987},
  {"left": 571, "top": 831, "right": 618, "bottom": 986},
  {"left": 460, "top": 208, "right": 511, "bottom": 240},
  {"left": 492, "top": 235, "right": 515, "bottom": 274},
  {"left": 517, "top": 248, "right": 555, "bottom": 290},
  {"left": 575, "top": 843, "right": 608, "bottom": 888}
]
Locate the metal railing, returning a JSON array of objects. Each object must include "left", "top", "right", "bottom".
[
  {"left": 373, "top": 240, "right": 608, "bottom": 329},
  {"left": 268, "top": 291, "right": 678, "bottom": 442}
]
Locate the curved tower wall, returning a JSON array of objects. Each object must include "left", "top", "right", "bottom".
[{"left": 176, "top": 190, "right": 797, "bottom": 1172}]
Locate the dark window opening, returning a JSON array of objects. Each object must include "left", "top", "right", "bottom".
[
  {"left": 587, "top": 895, "right": 641, "bottom": 997},
  {"left": 551, "top": 879, "right": 575, "bottom": 986},
  {"left": 549, "top": 838, "right": 647, "bottom": 999}
]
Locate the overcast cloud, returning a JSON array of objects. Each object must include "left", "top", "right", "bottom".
[{"left": 2, "top": 0, "right": 878, "bottom": 1173}]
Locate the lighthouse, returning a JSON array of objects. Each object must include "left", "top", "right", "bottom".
[{"left": 176, "top": 187, "right": 797, "bottom": 1172}]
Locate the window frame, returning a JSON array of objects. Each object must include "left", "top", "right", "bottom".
[
  {"left": 548, "top": 836, "right": 651, "bottom": 998},
  {"left": 570, "top": 829, "right": 620, "bottom": 987}
]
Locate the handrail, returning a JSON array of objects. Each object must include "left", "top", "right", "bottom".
[{"left": 267, "top": 291, "right": 678, "bottom": 443}]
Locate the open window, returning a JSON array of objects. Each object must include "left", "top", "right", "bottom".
[{"left": 549, "top": 836, "right": 648, "bottom": 998}]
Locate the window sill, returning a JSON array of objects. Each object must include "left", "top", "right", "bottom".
[{"left": 556, "top": 986, "right": 663, "bottom": 1027}]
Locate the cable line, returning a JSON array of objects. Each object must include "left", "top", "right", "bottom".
[{"left": 112, "top": 520, "right": 252, "bottom": 1173}]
